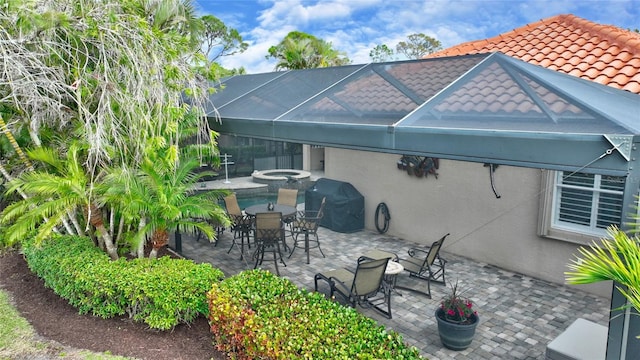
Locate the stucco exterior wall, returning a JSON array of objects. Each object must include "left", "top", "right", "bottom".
[
  {"left": 324, "top": 147, "right": 612, "bottom": 298},
  {"left": 302, "top": 145, "right": 326, "bottom": 171}
]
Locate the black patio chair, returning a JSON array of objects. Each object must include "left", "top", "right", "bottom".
[
  {"left": 289, "top": 197, "right": 326, "bottom": 264},
  {"left": 398, "top": 233, "right": 449, "bottom": 298},
  {"left": 253, "top": 212, "right": 287, "bottom": 275},
  {"left": 223, "top": 193, "right": 253, "bottom": 259}
]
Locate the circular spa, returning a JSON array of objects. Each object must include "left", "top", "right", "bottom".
[{"left": 252, "top": 169, "right": 311, "bottom": 192}]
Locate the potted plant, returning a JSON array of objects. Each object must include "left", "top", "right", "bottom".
[{"left": 435, "top": 280, "right": 479, "bottom": 350}]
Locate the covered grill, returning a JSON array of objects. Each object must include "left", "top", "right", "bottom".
[{"left": 305, "top": 178, "right": 364, "bottom": 233}]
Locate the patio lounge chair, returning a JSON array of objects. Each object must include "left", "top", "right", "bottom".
[
  {"left": 253, "top": 212, "right": 286, "bottom": 275},
  {"left": 399, "top": 233, "right": 449, "bottom": 298},
  {"left": 314, "top": 256, "right": 392, "bottom": 318},
  {"left": 362, "top": 233, "right": 450, "bottom": 298},
  {"left": 223, "top": 193, "right": 253, "bottom": 259}
]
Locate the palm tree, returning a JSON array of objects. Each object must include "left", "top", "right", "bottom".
[
  {"left": 106, "top": 153, "right": 229, "bottom": 259},
  {"left": 566, "top": 225, "right": 640, "bottom": 317},
  {"left": 267, "top": 31, "right": 350, "bottom": 70},
  {"left": 0, "top": 0, "right": 213, "bottom": 180},
  {"left": 273, "top": 38, "right": 316, "bottom": 70},
  {"left": 0, "top": 142, "right": 119, "bottom": 259},
  {"left": 141, "top": 0, "right": 203, "bottom": 49}
]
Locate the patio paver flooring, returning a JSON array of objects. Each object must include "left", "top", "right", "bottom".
[{"left": 176, "top": 220, "right": 610, "bottom": 360}]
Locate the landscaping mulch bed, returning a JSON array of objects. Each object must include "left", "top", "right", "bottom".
[{"left": 0, "top": 249, "right": 226, "bottom": 360}]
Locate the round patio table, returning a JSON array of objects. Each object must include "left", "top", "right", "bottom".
[
  {"left": 244, "top": 204, "right": 297, "bottom": 218},
  {"left": 245, "top": 204, "right": 297, "bottom": 257},
  {"left": 384, "top": 260, "right": 404, "bottom": 295}
]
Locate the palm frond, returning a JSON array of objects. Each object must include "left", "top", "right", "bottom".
[{"left": 566, "top": 225, "right": 640, "bottom": 313}]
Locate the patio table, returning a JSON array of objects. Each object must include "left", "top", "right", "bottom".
[
  {"left": 245, "top": 204, "right": 296, "bottom": 254},
  {"left": 244, "top": 204, "right": 297, "bottom": 218},
  {"left": 383, "top": 260, "right": 404, "bottom": 296}
]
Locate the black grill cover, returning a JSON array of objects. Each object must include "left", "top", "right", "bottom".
[{"left": 305, "top": 178, "right": 364, "bottom": 233}]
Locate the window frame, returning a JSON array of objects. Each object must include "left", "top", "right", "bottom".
[{"left": 538, "top": 170, "right": 624, "bottom": 245}]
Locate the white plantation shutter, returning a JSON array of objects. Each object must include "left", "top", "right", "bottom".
[{"left": 553, "top": 172, "right": 624, "bottom": 235}]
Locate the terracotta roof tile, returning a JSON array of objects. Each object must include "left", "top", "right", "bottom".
[
  {"left": 426, "top": 14, "right": 640, "bottom": 94},
  {"left": 584, "top": 67, "right": 601, "bottom": 79},
  {"left": 620, "top": 65, "right": 638, "bottom": 76}
]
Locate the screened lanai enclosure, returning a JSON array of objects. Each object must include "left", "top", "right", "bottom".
[
  {"left": 206, "top": 52, "right": 640, "bottom": 359},
  {"left": 214, "top": 136, "right": 302, "bottom": 178}
]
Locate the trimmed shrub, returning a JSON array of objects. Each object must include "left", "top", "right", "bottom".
[
  {"left": 208, "top": 269, "right": 425, "bottom": 360},
  {"left": 23, "top": 235, "right": 223, "bottom": 330}
]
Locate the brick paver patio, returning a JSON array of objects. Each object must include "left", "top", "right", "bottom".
[{"left": 176, "top": 221, "right": 610, "bottom": 359}]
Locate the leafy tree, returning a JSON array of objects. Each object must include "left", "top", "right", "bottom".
[
  {"left": 566, "top": 196, "right": 640, "bottom": 336},
  {"left": 102, "top": 109, "right": 229, "bottom": 259},
  {"left": 266, "top": 31, "right": 350, "bottom": 70},
  {"left": 0, "top": 0, "right": 212, "bottom": 176},
  {"left": 0, "top": 0, "right": 229, "bottom": 257},
  {"left": 395, "top": 33, "right": 442, "bottom": 59},
  {"left": 369, "top": 44, "right": 395, "bottom": 62},
  {"left": 200, "top": 14, "right": 248, "bottom": 62},
  {"left": 142, "top": 0, "right": 202, "bottom": 49}
]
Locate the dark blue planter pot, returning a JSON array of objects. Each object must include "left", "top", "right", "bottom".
[{"left": 435, "top": 308, "right": 479, "bottom": 351}]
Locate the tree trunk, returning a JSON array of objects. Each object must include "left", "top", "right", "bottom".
[
  {"left": 148, "top": 228, "right": 168, "bottom": 259},
  {"left": 87, "top": 203, "right": 118, "bottom": 260},
  {"left": 109, "top": 206, "right": 115, "bottom": 240},
  {"left": 0, "top": 114, "right": 33, "bottom": 171},
  {"left": 136, "top": 218, "right": 145, "bottom": 259},
  {"left": 67, "top": 209, "right": 83, "bottom": 236}
]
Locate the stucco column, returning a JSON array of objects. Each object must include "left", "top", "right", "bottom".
[
  {"left": 302, "top": 144, "right": 311, "bottom": 171},
  {"left": 607, "top": 139, "right": 640, "bottom": 360}
]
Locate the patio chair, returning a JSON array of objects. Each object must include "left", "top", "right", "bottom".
[
  {"left": 194, "top": 217, "right": 225, "bottom": 245},
  {"left": 276, "top": 188, "right": 298, "bottom": 245},
  {"left": 362, "top": 233, "right": 450, "bottom": 298},
  {"left": 289, "top": 197, "right": 326, "bottom": 264},
  {"left": 397, "top": 233, "right": 449, "bottom": 298},
  {"left": 223, "top": 193, "right": 253, "bottom": 259},
  {"left": 253, "top": 212, "right": 286, "bottom": 275},
  {"left": 276, "top": 188, "right": 298, "bottom": 207},
  {"left": 314, "top": 256, "right": 392, "bottom": 318}
]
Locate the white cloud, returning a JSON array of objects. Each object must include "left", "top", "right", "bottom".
[{"left": 202, "top": 0, "right": 640, "bottom": 73}]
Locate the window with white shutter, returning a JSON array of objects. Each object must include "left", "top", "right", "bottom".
[{"left": 552, "top": 171, "right": 624, "bottom": 236}]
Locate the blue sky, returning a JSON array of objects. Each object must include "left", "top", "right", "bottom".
[{"left": 193, "top": 0, "right": 639, "bottom": 74}]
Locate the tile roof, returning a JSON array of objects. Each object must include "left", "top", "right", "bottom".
[
  {"left": 289, "top": 55, "right": 489, "bottom": 124},
  {"left": 425, "top": 14, "right": 640, "bottom": 94},
  {"left": 402, "top": 57, "right": 630, "bottom": 134}
]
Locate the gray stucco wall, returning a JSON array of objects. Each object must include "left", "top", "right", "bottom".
[{"left": 324, "top": 147, "right": 612, "bottom": 298}]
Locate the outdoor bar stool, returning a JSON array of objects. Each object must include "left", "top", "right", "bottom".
[
  {"left": 289, "top": 197, "right": 326, "bottom": 264},
  {"left": 195, "top": 217, "right": 226, "bottom": 245},
  {"left": 223, "top": 193, "right": 253, "bottom": 259},
  {"left": 253, "top": 212, "right": 287, "bottom": 275}
]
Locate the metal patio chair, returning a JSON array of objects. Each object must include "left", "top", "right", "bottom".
[
  {"left": 223, "top": 193, "right": 253, "bottom": 259},
  {"left": 362, "top": 233, "right": 450, "bottom": 298},
  {"left": 253, "top": 212, "right": 286, "bottom": 275},
  {"left": 314, "top": 256, "right": 392, "bottom": 318},
  {"left": 289, "top": 197, "right": 326, "bottom": 264}
]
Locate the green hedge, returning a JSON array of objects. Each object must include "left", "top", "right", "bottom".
[
  {"left": 208, "top": 269, "right": 425, "bottom": 360},
  {"left": 23, "top": 235, "right": 224, "bottom": 330}
]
